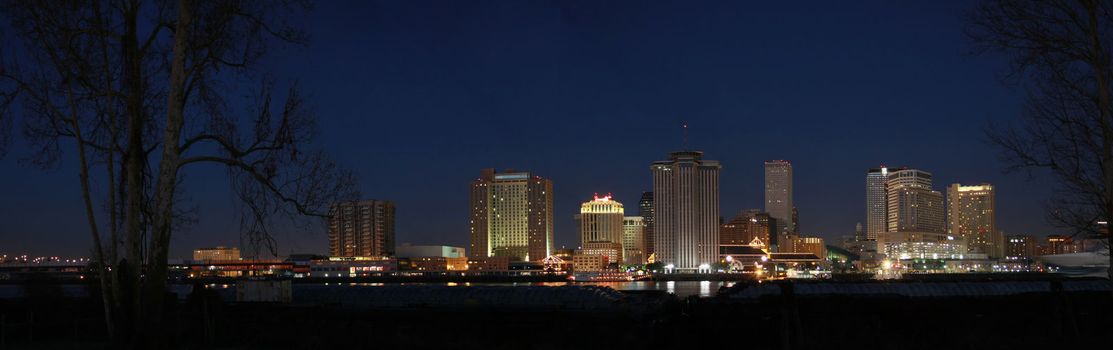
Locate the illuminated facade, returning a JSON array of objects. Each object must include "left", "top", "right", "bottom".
[
  {"left": 577, "top": 242, "right": 623, "bottom": 265},
  {"left": 576, "top": 195, "right": 625, "bottom": 247},
  {"left": 328, "top": 200, "right": 396, "bottom": 258},
  {"left": 652, "top": 151, "right": 720, "bottom": 272},
  {"left": 193, "top": 246, "right": 241, "bottom": 262},
  {"left": 947, "top": 183, "right": 1001, "bottom": 258},
  {"left": 720, "top": 210, "right": 775, "bottom": 246},
  {"left": 622, "top": 216, "right": 646, "bottom": 265},
  {"left": 308, "top": 257, "right": 396, "bottom": 278},
  {"left": 886, "top": 169, "right": 944, "bottom": 233},
  {"left": 572, "top": 254, "right": 607, "bottom": 272},
  {"left": 469, "top": 169, "right": 554, "bottom": 261},
  {"left": 866, "top": 166, "right": 888, "bottom": 240},
  {"left": 877, "top": 231, "right": 968, "bottom": 260},
  {"left": 466, "top": 256, "right": 511, "bottom": 271},
  {"left": 764, "top": 160, "right": 794, "bottom": 234},
  {"left": 404, "top": 257, "right": 469, "bottom": 271},
  {"left": 794, "top": 236, "right": 827, "bottom": 260}
]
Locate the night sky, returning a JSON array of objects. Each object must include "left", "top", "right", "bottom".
[{"left": 0, "top": 1, "right": 1058, "bottom": 259}]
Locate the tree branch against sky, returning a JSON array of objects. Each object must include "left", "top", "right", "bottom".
[
  {"left": 0, "top": 0, "right": 356, "bottom": 345},
  {"left": 968, "top": 0, "right": 1113, "bottom": 282}
]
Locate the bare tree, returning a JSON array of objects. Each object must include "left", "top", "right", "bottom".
[
  {"left": 0, "top": 0, "right": 356, "bottom": 345},
  {"left": 967, "top": 0, "right": 1112, "bottom": 282}
]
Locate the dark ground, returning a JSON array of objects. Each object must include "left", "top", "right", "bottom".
[{"left": 0, "top": 278, "right": 1110, "bottom": 349}]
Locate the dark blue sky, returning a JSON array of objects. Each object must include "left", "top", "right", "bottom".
[{"left": 0, "top": 0, "right": 1058, "bottom": 259}]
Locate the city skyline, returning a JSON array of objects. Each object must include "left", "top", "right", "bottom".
[
  {"left": 0, "top": 2, "right": 1108, "bottom": 348},
  {"left": 0, "top": 1, "right": 1062, "bottom": 258}
]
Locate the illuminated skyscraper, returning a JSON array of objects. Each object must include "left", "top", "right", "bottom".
[
  {"left": 948, "top": 183, "right": 1001, "bottom": 258},
  {"left": 638, "top": 192, "right": 655, "bottom": 258},
  {"left": 652, "top": 151, "right": 720, "bottom": 272},
  {"left": 329, "top": 200, "right": 396, "bottom": 257},
  {"left": 886, "top": 168, "right": 944, "bottom": 233},
  {"left": 622, "top": 216, "right": 646, "bottom": 265},
  {"left": 764, "top": 160, "right": 793, "bottom": 234},
  {"left": 576, "top": 194, "right": 625, "bottom": 246},
  {"left": 866, "top": 166, "right": 889, "bottom": 239},
  {"left": 468, "top": 169, "right": 553, "bottom": 261}
]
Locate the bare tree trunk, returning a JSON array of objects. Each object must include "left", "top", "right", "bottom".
[
  {"left": 1081, "top": 0, "right": 1113, "bottom": 285},
  {"left": 120, "top": 2, "right": 144, "bottom": 340},
  {"left": 69, "top": 104, "right": 115, "bottom": 338},
  {"left": 143, "top": 0, "right": 192, "bottom": 339}
]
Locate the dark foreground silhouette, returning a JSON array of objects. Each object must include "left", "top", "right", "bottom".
[{"left": 0, "top": 277, "right": 1109, "bottom": 349}]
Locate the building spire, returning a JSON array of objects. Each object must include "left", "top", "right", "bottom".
[{"left": 682, "top": 123, "right": 689, "bottom": 151}]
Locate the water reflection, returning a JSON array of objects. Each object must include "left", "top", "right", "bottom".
[
  {"left": 572, "top": 280, "right": 726, "bottom": 298},
  {"left": 0, "top": 280, "right": 731, "bottom": 301}
]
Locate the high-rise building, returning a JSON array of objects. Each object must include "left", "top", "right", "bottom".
[
  {"left": 469, "top": 169, "right": 553, "bottom": 261},
  {"left": 575, "top": 194, "right": 625, "bottom": 262},
  {"left": 866, "top": 166, "right": 889, "bottom": 240},
  {"left": 622, "top": 216, "right": 646, "bottom": 265},
  {"left": 886, "top": 169, "right": 944, "bottom": 234},
  {"left": 764, "top": 160, "right": 794, "bottom": 234},
  {"left": 943, "top": 185, "right": 1006, "bottom": 258},
  {"left": 720, "top": 210, "right": 776, "bottom": 246},
  {"left": 638, "top": 192, "right": 655, "bottom": 258},
  {"left": 652, "top": 151, "right": 721, "bottom": 272},
  {"left": 329, "top": 200, "right": 396, "bottom": 257},
  {"left": 947, "top": 183, "right": 1000, "bottom": 258},
  {"left": 1005, "top": 234, "right": 1037, "bottom": 262}
]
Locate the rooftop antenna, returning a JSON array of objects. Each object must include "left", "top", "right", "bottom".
[{"left": 682, "top": 123, "right": 689, "bottom": 151}]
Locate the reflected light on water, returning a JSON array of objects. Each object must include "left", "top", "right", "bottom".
[
  {"left": 666, "top": 281, "right": 675, "bottom": 295},
  {"left": 700, "top": 281, "right": 711, "bottom": 297}
]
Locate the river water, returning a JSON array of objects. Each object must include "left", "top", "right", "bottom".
[{"left": 0, "top": 281, "right": 735, "bottom": 299}]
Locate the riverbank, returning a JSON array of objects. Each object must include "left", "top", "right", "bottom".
[{"left": 0, "top": 278, "right": 1109, "bottom": 349}]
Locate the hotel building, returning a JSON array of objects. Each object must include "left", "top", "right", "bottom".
[
  {"left": 947, "top": 183, "right": 1002, "bottom": 258},
  {"left": 886, "top": 168, "right": 944, "bottom": 233},
  {"left": 469, "top": 169, "right": 554, "bottom": 261}
]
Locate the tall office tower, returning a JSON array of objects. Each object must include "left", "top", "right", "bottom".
[
  {"left": 720, "top": 209, "right": 775, "bottom": 246},
  {"left": 764, "top": 160, "right": 794, "bottom": 234},
  {"left": 652, "top": 151, "right": 721, "bottom": 272},
  {"left": 576, "top": 194, "right": 625, "bottom": 246},
  {"left": 866, "top": 166, "right": 889, "bottom": 239},
  {"left": 329, "top": 200, "right": 396, "bottom": 257},
  {"left": 886, "top": 168, "right": 945, "bottom": 233},
  {"left": 638, "top": 192, "right": 655, "bottom": 258},
  {"left": 947, "top": 183, "right": 1000, "bottom": 258},
  {"left": 622, "top": 216, "right": 646, "bottom": 265},
  {"left": 468, "top": 169, "right": 554, "bottom": 261},
  {"left": 854, "top": 222, "right": 865, "bottom": 241}
]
